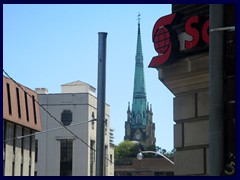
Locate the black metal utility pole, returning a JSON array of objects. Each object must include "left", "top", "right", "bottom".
[
  {"left": 96, "top": 32, "right": 107, "bottom": 176},
  {"left": 209, "top": 4, "right": 224, "bottom": 175}
]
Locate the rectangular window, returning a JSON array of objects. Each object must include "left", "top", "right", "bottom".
[
  {"left": 90, "top": 140, "right": 95, "bottom": 162},
  {"left": 110, "top": 154, "right": 113, "bottom": 164},
  {"left": 105, "top": 145, "right": 108, "bottom": 175},
  {"left": 6, "top": 83, "right": 12, "bottom": 115},
  {"left": 60, "top": 139, "right": 73, "bottom": 176},
  {"left": 21, "top": 128, "right": 24, "bottom": 156},
  {"left": 29, "top": 165, "right": 31, "bottom": 176},
  {"left": 20, "top": 164, "right": 23, "bottom": 176},
  {"left": 29, "top": 130, "right": 32, "bottom": 158},
  {"left": 32, "top": 95, "right": 37, "bottom": 124},
  {"left": 16, "top": 87, "right": 21, "bottom": 118},
  {"left": 24, "top": 92, "right": 29, "bottom": 121},
  {"left": 90, "top": 140, "right": 95, "bottom": 176},
  {"left": 21, "top": 127, "right": 24, "bottom": 176},
  {"left": 35, "top": 140, "right": 38, "bottom": 162},
  {"left": 12, "top": 162, "right": 15, "bottom": 176},
  {"left": 13, "top": 125, "right": 16, "bottom": 154}
]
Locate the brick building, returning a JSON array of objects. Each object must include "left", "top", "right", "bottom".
[{"left": 3, "top": 76, "right": 42, "bottom": 176}]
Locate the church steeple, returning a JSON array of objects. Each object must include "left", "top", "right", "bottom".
[
  {"left": 133, "top": 13, "right": 146, "bottom": 99},
  {"left": 124, "top": 14, "right": 155, "bottom": 147},
  {"left": 131, "top": 13, "right": 147, "bottom": 128}
]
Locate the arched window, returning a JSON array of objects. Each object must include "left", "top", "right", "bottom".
[{"left": 61, "top": 110, "right": 72, "bottom": 126}]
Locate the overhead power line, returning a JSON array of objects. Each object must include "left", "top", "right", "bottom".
[
  {"left": 3, "top": 69, "right": 94, "bottom": 151},
  {"left": 3, "top": 119, "right": 96, "bottom": 142},
  {"left": 3, "top": 69, "right": 114, "bottom": 165}
]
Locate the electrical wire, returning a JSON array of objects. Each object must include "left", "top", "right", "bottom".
[
  {"left": 3, "top": 69, "right": 115, "bottom": 166},
  {"left": 3, "top": 119, "right": 96, "bottom": 142},
  {"left": 3, "top": 69, "right": 95, "bottom": 151}
]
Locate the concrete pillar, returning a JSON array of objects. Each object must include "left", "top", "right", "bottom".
[
  {"left": 14, "top": 125, "right": 22, "bottom": 176},
  {"left": 4, "top": 122, "right": 14, "bottom": 176}
]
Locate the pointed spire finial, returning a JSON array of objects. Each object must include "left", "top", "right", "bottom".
[
  {"left": 137, "top": 12, "right": 141, "bottom": 24},
  {"left": 128, "top": 102, "right": 130, "bottom": 112}
]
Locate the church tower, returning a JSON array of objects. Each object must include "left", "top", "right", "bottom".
[{"left": 124, "top": 14, "right": 156, "bottom": 147}]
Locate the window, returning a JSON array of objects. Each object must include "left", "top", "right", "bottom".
[
  {"left": 21, "top": 128, "right": 24, "bottom": 156},
  {"left": 6, "top": 83, "right": 12, "bottom": 115},
  {"left": 20, "top": 164, "right": 23, "bottom": 176},
  {"left": 29, "top": 130, "right": 33, "bottom": 158},
  {"left": 60, "top": 139, "right": 73, "bottom": 176},
  {"left": 105, "top": 119, "right": 108, "bottom": 134},
  {"left": 12, "top": 162, "right": 15, "bottom": 176},
  {"left": 29, "top": 165, "right": 31, "bottom": 176},
  {"left": 90, "top": 140, "right": 95, "bottom": 162},
  {"left": 16, "top": 88, "right": 21, "bottom": 118},
  {"left": 24, "top": 92, "right": 29, "bottom": 121},
  {"left": 105, "top": 119, "right": 107, "bottom": 129},
  {"left": 110, "top": 154, "right": 113, "bottom": 164},
  {"left": 13, "top": 125, "right": 16, "bottom": 154},
  {"left": 105, "top": 145, "right": 108, "bottom": 175},
  {"left": 90, "top": 140, "right": 95, "bottom": 176},
  {"left": 32, "top": 95, "right": 37, "bottom": 124},
  {"left": 35, "top": 140, "right": 38, "bottom": 162},
  {"left": 91, "top": 112, "right": 95, "bottom": 129},
  {"left": 61, "top": 110, "right": 72, "bottom": 126}
]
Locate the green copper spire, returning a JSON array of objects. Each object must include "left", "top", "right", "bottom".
[
  {"left": 125, "top": 14, "right": 155, "bottom": 146},
  {"left": 131, "top": 13, "right": 147, "bottom": 128}
]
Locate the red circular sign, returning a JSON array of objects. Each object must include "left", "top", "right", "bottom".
[{"left": 153, "top": 27, "right": 170, "bottom": 55}]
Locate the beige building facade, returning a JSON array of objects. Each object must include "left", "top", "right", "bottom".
[{"left": 35, "top": 81, "right": 114, "bottom": 176}]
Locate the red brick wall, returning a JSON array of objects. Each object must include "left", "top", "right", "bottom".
[{"left": 3, "top": 76, "right": 42, "bottom": 131}]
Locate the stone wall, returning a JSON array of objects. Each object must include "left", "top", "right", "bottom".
[{"left": 157, "top": 52, "right": 209, "bottom": 175}]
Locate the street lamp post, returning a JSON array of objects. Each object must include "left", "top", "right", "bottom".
[{"left": 137, "top": 151, "right": 174, "bottom": 165}]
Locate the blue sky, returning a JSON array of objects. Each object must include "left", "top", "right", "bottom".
[{"left": 3, "top": 4, "right": 174, "bottom": 151}]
